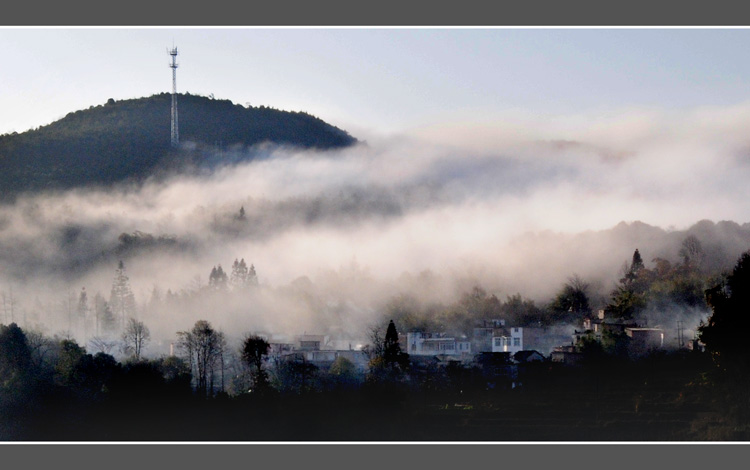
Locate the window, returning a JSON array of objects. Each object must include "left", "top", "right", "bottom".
[{"left": 513, "top": 338, "right": 521, "bottom": 347}]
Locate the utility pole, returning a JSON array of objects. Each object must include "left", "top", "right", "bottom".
[{"left": 168, "top": 46, "right": 179, "bottom": 147}]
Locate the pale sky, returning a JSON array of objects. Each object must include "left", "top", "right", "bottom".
[{"left": 2, "top": 27, "right": 750, "bottom": 137}]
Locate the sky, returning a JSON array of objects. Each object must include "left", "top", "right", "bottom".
[{"left": 3, "top": 27, "right": 750, "bottom": 136}]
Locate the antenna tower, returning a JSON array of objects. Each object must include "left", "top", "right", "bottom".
[{"left": 168, "top": 47, "right": 179, "bottom": 147}]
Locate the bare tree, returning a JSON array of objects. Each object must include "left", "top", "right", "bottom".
[
  {"left": 89, "top": 336, "right": 119, "bottom": 355},
  {"left": 363, "top": 323, "right": 384, "bottom": 361},
  {"left": 24, "top": 329, "right": 56, "bottom": 369},
  {"left": 176, "top": 320, "right": 225, "bottom": 397},
  {"left": 121, "top": 317, "right": 150, "bottom": 361}
]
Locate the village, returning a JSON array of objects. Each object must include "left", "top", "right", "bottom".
[{"left": 252, "top": 308, "right": 691, "bottom": 391}]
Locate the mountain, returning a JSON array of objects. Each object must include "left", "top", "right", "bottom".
[{"left": 0, "top": 93, "right": 357, "bottom": 196}]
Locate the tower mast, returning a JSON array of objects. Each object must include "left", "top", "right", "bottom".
[{"left": 168, "top": 46, "right": 179, "bottom": 147}]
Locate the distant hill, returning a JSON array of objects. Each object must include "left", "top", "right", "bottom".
[{"left": 0, "top": 93, "right": 357, "bottom": 196}]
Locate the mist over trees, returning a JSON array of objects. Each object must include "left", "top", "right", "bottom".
[
  {"left": 3, "top": 98, "right": 750, "bottom": 439},
  {"left": 0, "top": 244, "right": 749, "bottom": 440},
  {"left": 109, "top": 261, "right": 136, "bottom": 330},
  {"left": 0, "top": 216, "right": 737, "bottom": 367}
]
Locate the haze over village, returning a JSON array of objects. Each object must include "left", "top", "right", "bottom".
[{"left": 3, "top": 28, "right": 750, "bottom": 440}]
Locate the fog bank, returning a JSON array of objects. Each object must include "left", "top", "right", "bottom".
[{"left": 3, "top": 104, "right": 750, "bottom": 350}]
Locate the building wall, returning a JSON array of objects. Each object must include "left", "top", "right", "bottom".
[
  {"left": 407, "top": 332, "right": 471, "bottom": 356},
  {"left": 491, "top": 327, "right": 523, "bottom": 354}
]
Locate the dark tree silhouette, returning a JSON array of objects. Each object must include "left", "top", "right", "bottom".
[
  {"left": 383, "top": 320, "right": 409, "bottom": 371},
  {"left": 622, "top": 248, "right": 645, "bottom": 284},
  {"left": 607, "top": 249, "right": 650, "bottom": 320},
  {"left": 0, "top": 323, "right": 32, "bottom": 386},
  {"left": 697, "top": 251, "right": 750, "bottom": 429},
  {"left": 549, "top": 274, "right": 592, "bottom": 322},
  {"left": 176, "top": 320, "right": 226, "bottom": 397},
  {"left": 241, "top": 335, "right": 270, "bottom": 391},
  {"left": 383, "top": 320, "right": 401, "bottom": 366},
  {"left": 699, "top": 251, "right": 750, "bottom": 364}
]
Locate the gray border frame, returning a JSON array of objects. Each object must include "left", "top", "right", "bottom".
[
  {"left": 2, "top": 0, "right": 750, "bottom": 468},
  {"left": 2, "top": 0, "right": 750, "bottom": 26}
]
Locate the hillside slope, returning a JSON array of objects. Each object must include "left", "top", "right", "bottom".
[{"left": 0, "top": 93, "right": 357, "bottom": 195}]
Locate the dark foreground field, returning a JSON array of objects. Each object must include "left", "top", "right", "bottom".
[{"left": 3, "top": 350, "right": 745, "bottom": 442}]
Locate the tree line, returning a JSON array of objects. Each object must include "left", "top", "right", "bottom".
[{"left": 3, "top": 237, "right": 750, "bottom": 439}]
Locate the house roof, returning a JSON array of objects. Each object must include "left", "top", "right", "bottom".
[{"left": 513, "top": 350, "right": 545, "bottom": 362}]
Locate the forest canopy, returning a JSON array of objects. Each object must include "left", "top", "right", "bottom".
[{"left": 0, "top": 93, "right": 357, "bottom": 196}]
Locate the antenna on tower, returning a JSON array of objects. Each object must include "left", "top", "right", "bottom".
[{"left": 168, "top": 46, "right": 179, "bottom": 147}]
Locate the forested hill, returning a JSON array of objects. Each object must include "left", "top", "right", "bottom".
[{"left": 0, "top": 93, "right": 357, "bottom": 196}]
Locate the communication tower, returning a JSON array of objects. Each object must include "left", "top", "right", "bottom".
[{"left": 168, "top": 46, "right": 179, "bottom": 147}]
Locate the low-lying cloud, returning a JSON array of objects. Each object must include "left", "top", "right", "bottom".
[{"left": 3, "top": 103, "right": 750, "bottom": 351}]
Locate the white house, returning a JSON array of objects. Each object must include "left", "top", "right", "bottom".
[
  {"left": 491, "top": 327, "right": 523, "bottom": 354},
  {"left": 407, "top": 332, "right": 472, "bottom": 356}
]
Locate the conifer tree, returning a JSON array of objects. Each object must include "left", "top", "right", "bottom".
[
  {"left": 607, "top": 249, "right": 650, "bottom": 320},
  {"left": 77, "top": 288, "right": 88, "bottom": 318},
  {"left": 230, "top": 258, "right": 249, "bottom": 289},
  {"left": 209, "top": 264, "right": 228, "bottom": 290},
  {"left": 623, "top": 248, "right": 645, "bottom": 284},
  {"left": 383, "top": 320, "right": 405, "bottom": 368},
  {"left": 94, "top": 292, "right": 117, "bottom": 335},
  {"left": 109, "top": 260, "right": 136, "bottom": 329},
  {"left": 248, "top": 264, "right": 259, "bottom": 286}
]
